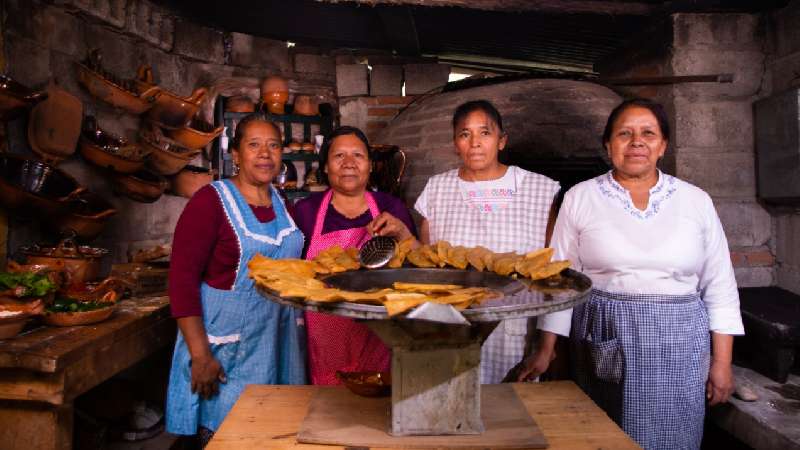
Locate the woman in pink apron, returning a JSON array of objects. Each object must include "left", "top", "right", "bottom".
[{"left": 294, "top": 126, "right": 418, "bottom": 385}]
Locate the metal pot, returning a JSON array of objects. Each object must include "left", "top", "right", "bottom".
[{"left": 20, "top": 237, "right": 108, "bottom": 285}]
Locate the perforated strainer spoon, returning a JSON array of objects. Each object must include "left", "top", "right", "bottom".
[{"left": 359, "top": 236, "right": 397, "bottom": 269}]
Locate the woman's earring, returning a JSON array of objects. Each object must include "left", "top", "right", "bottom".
[{"left": 233, "top": 162, "right": 240, "bottom": 175}]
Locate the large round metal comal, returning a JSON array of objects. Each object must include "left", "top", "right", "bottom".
[{"left": 257, "top": 267, "right": 591, "bottom": 322}]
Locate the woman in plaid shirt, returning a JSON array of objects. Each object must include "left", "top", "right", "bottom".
[{"left": 414, "top": 100, "right": 571, "bottom": 384}]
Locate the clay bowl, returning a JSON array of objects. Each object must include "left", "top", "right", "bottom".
[
  {"left": 0, "top": 155, "right": 83, "bottom": 217},
  {"left": 337, "top": 371, "right": 391, "bottom": 397},
  {"left": 56, "top": 191, "right": 117, "bottom": 241},
  {"left": 0, "top": 74, "right": 47, "bottom": 121},
  {"left": 225, "top": 96, "right": 255, "bottom": 113},
  {"left": 170, "top": 165, "right": 214, "bottom": 199},
  {"left": 113, "top": 169, "right": 168, "bottom": 203},
  {"left": 143, "top": 82, "right": 207, "bottom": 130},
  {"left": 79, "top": 117, "right": 147, "bottom": 174},
  {"left": 27, "top": 84, "right": 83, "bottom": 164},
  {"left": 76, "top": 55, "right": 161, "bottom": 114},
  {"left": 43, "top": 305, "right": 114, "bottom": 327},
  {"left": 21, "top": 239, "right": 108, "bottom": 285},
  {"left": 262, "top": 91, "right": 288, "bottom": 114},
  {"left": 140, "top": 131, "right": 200, "bottom": 175},
  {"left": 293, "top": 94, "right": 319, "bottom": 116},
  {"left": 166, "top": 118, "right": 224, "bottom": 151},
  {"left": 0, "top": 313, "right": 31, "bottom": 339}
]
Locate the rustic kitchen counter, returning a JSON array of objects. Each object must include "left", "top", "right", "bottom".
[
  {"left": 0, "top": 295, "right": 174, "bottom": 450},
  {"left": 208, "top": 381, "right": 641, "bottom": 449}
]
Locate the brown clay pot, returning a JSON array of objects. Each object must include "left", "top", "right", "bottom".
[
  {"left": 0, "top": 314, "right": 30, "bottom": 339},
  {"left": 27, "top": 84, "right": 83, "bottom": 164},
  {"left": 261, "top": 76, "right": 289, "bottom": 114},
  {"left": 57, "top": 191, "right": 117, "bottom": 241},
  {"left": 140, "top": 130, "right": 200, "bottom": 175},
  {"left": 225, "top": 96, "right": 255, "bottom": 113},
  {"left": 0, "top": 155, "right": 84, "bottom": 217},
  {"left": 20, "top": 238, "right": 108, "bottom": 285},
  {"left": 166, "top": 118, "right": 224, "bottom": 151},
  {"left": 79, "top": 116, "right": 147, "bottom": 174},
  {"left": 113, "top": 169, "right": 168, "bottom": 203},
  {"left": 293, "top": 94, "right": 319, "bottom": 116},
  {"left": 76, "top": 51, "right": 161, "bottom": 114},
  {"left": 170, "top": 165, "right": 214, "bottom": 199},
  {"left": 0, "top": 74, "right": 47, "bottom": 122},
  {"left": 43, "top": 306, "right": 114, "bottom": 327}
]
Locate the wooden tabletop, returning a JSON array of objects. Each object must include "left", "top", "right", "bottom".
[
  {"left": 0, "top": 296, "right": 171, "bottom": 373},
  {"left": 209, "top": 382, "right": 641, "bottom": 450}
]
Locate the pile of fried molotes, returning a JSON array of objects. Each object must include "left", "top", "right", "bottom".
[{"left": 248, "top": 239, "right": 570, "bottom": 317}]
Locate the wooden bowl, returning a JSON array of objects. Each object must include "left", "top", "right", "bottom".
[
  {"left": 80, "top": 117, "right": 147, "bottom": 174},
  {"left": 166, "top": 118, "right": 224, "bottom": 151},
  {"left": 0, "top": 74, "right": 47, "bottom": 121},
  {"left": 112, "top": 169, "right": 168, "bottom": 203},
  {"left": 337, "top": 371, "right": 391, "bottom": 397},
  {"left": 140, "top": 131, "right": 200, "bottom": 175},
  {"left": 43, "top": 305, "right": 114, "bottom": 327},
  {"left": 76, "top": 56, "right": 161, "bottom": 114},
  {"left": 0, "top": 314, "right": 30, "bottom": 339}
]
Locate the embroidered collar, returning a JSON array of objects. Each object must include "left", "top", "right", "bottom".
[{"left": 595, "top": 170, "right": 677, "bottom": 219}]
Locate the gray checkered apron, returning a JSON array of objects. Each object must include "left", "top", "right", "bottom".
[
  {"left": 423, "top": 167, "right": 560, "bottom": 384},
  {"left": 571, "top": 289, "right": 711, "bottom": 450}
]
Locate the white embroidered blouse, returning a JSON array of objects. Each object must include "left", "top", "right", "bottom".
[{"left": 552, "top": 170, "right": 744, "bottom": 335}]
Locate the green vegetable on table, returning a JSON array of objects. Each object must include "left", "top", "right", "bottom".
[
  {"left": 0, "top": 272, "right": 57, "bottom": 298},
  {"left": 47, "top": 297, "right": 114, "bottom": 313}
]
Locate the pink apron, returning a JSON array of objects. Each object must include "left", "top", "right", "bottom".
[{"left": 305, "top": 189, "right": 391, "bottom": 385}]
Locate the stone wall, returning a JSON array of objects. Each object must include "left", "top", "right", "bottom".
[
  {"left": 2, "top": 0, "right": 335, "bottom": 266},
  {"left": 598, "top": 13, "right": 774, "bottom": 288},
  {"left": 764, "top": 0, "right": 800, "bottom": 295}
]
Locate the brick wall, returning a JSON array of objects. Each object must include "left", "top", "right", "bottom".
[{"left": 2, "top": 0, "right": 334, "bottom": 266}]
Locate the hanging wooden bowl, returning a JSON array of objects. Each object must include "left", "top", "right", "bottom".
[
  {"left": 112, "top": 169, "right": 168, "bottom": 203},
  {"left": 76, "top": 51, "right": 161, "bottom": 114},
  {"left": 166, "top": 117, "right": 224, "bottom": 151},
  {"left": 137, "top": 68, "right": 207, "bottom": 129},
  {"left": 0, "top": 74, "right": 47, "bottom": 122},
  {"left": 27, "top": 84, "right": 83, "bottom": 164},
  {"left": 79, "top": 116, "right": 148, "bottom": 174},
  {"left": 140, "top": 130, "right": 200, "bottom": 175},
  {"left": 0, "top": 154, "right": 84, "bottom": 217}
]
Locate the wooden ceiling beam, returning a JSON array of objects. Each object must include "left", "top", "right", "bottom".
[{"left": 317, "top": 0, "right": 660, "bottom": 15}]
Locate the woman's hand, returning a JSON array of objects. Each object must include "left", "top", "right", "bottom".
[
  {"left": 367, "top": 212, "right": 413, "bottom": 241},
  {"left": 516, "top": 331, "right": 558, "bottom": 381},
  {"left": 706, "top": 359, "right": 734, "bottom": 405},
  {"left": 191, "top": 353, "right": 227, "bottom": 399}
]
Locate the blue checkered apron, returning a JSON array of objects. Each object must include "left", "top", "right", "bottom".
[
  {"left": 571, "top": 289, "right": 711, "bottom": 450},
  {"left": 166, "top": 180, "right": 307, "bottom": 435}
]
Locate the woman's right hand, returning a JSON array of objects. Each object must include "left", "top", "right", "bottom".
[{"left": 191, "top": 353, "right": 227, "bottom": 399}]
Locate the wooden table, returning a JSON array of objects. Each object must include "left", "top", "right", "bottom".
[
  {"left": 0, "top": 296, "right": 175, "bottom": 450},
  {"left": 209, "top": 382, "right": 641, "bottom": 449}
]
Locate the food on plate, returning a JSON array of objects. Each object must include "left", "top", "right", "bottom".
[
  {"left": 387, "top": 237, "right": 415, "bottom": 269},
  {"left": 466, "top": 246, "right": 492, "bottom": 272},
  {"left": 0, "top": 271, "right": 58, "bottom": 298},
  {"left": 529, "top": 260, "right": 572, "bottom": 280},
  {"left": 446, "top": 245, "right": 469, "bottom": 270},
  {"left": 47, "top": 296, "right": 115, "bottom": 313},
  {"left": 406, "top": 246, "right": 436, "bottom": 268}
]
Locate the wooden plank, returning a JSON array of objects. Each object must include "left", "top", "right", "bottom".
[
  {"left": 0, "top": 400, "right": 73, "bottom": 450},
  {"left": 0, "top": 296, "right": 169, "bottom": 373},
  {"left": 297, "top": 384, "right": 547, "bottom": 448},
  {"left": 209, "top": 382, "right": 640, "bottom": 450},
  {"left": 0, "top": 369, "right": 64, "bottom": 404}
]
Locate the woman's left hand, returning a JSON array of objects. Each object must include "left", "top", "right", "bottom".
[
  {"left": 367, "top": 212, "right": 413, "bottom": 241},
  {"left": 706, "top": 359, "right": 735, "bottom": 405}
]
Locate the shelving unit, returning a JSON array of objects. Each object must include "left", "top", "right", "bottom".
[{"left": 212, "top": 96, "right": 334, "bottom": 200}]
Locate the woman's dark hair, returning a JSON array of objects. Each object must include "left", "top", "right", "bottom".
[
  {"left": 602, "top": 98, "right": 670, "bottom": 145},
  {"left": 451, "top": 100, "right": 504, "bottom": 133},
  {"left": 231, "top": 113, "right": 281, "bottom": 150}
]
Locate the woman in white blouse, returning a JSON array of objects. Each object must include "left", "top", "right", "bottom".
[
  {"left": 415, "top": 100, "right": 571, "bottom": 384},
  {"left": 526, "top": 98, "right": 743, "bottom": 450}
]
